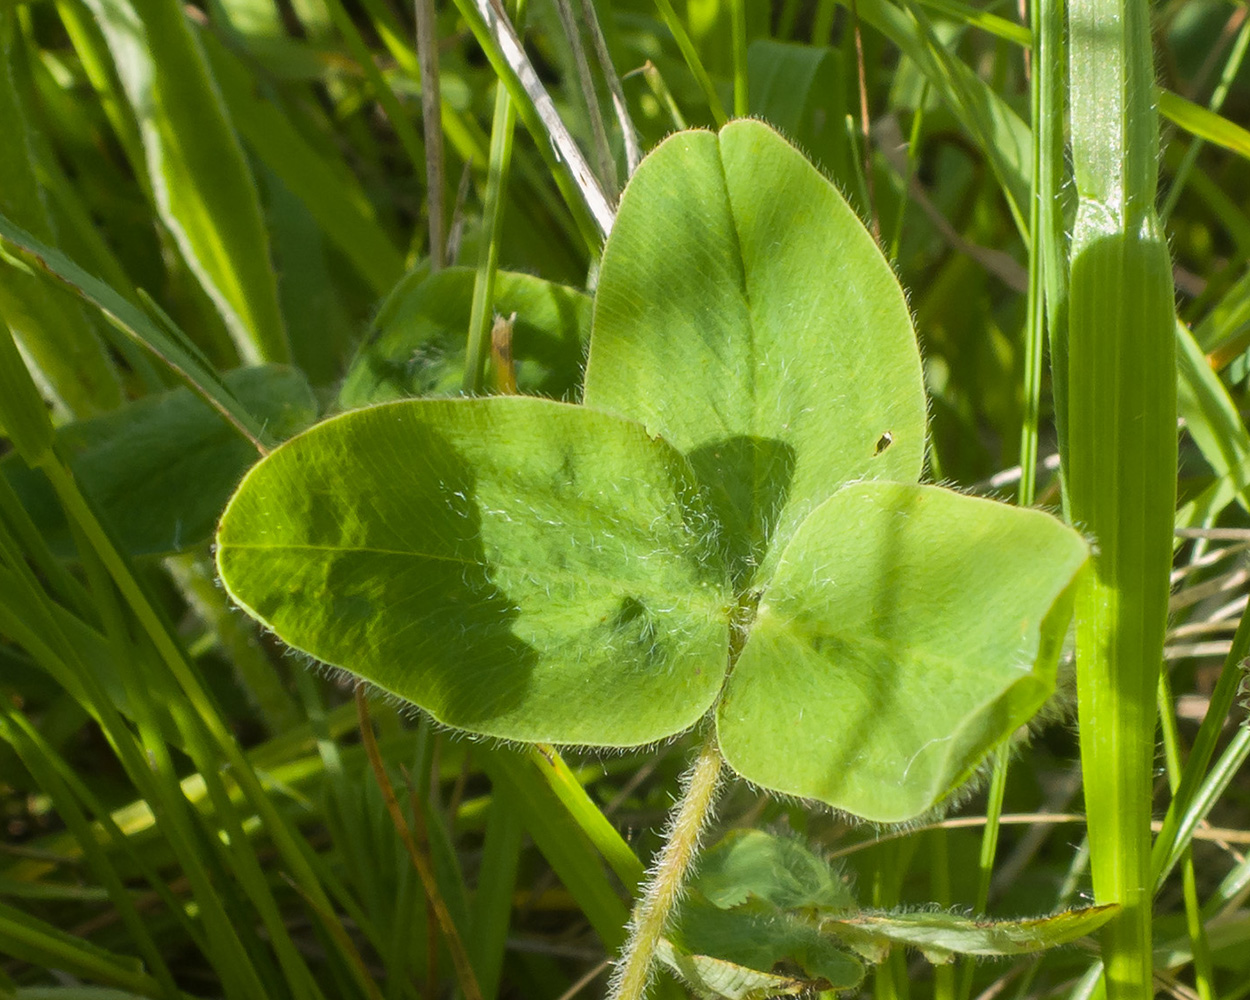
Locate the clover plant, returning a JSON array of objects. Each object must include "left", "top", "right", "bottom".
[
  {"left": 215, "top": 121, "right": 1089, "bottom": 998},
  {"left": 656, "top": 829, "right": 1117, "bottom": 998}
]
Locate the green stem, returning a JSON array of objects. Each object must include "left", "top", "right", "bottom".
[
  {"left": 956, "top": 747, "right": 1009, "bottom": 1000},
  {"left": 730, "top": 0, "right": 748, "bottom": 117},
  {"left": 608, "top": 732, "right": 724, "bottom": 1000},
  {"left": 635, "top": 60, "right": 687, "bottom": 130},
  {"left": 652, "top": 0, "right": 728, "bottom": 126},
  {"left": 465, "top": 0, "right": 527, "bottom": 395},
  {"left": 887, "top": 90, "right": 926, "bottom": 261},
  {"left": 415, "top": 0, "right": 445, "bottom": 269},
  {"left": 1067, "top": 0, "right": 1176, "bottom": 992},
  {"left": 1157, "top": 671, "right": 1215, "bottom": 1000},
  {"left": 1034, "top": 0, "right": 1070, "bottom": 515}
]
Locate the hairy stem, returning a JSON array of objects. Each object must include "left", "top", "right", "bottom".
[{"left": 608, "top": 731, "right": 724, "bottom": 1000}]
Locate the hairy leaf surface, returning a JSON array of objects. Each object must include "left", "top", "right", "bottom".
[
  {"left": 584, "top": 120, "right": 925, "bottom": 585},
  {"left": 822, "top": 905, "right": 1119, "bottom": 964},
  {"left": 717, "top": 483, "right": 1088, "bottom": 820},
  {"left": 217, "top": 397, "right": 731, "bottom": 745}
]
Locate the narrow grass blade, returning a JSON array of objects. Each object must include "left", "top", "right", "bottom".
[
  {"left": 1196, "top": 266, "right": 1250, "bottom": 358},
  {"left": 319, "top": 0, "right": 427, "bottom": 175},
  {"left": 79, "top": 0, "right": 289, "bottom": 364},
  {"left": 166, "top": 552, "right": 301, "bottom": 735},
  {"left": 452, "top": 0, "right": 614, "bottom": 245},
  {"left": 0, "top": 705, "right": 179, "bottom": 997},
  {"left": 480, "top": 748, "right": 631, "bottom": 949},
  {"left": 356, "top": 689, "right": 483, "bottom": 1000},
  {"left": 0, "top": 215, "right": 270, "bottom": 452},
  {"left": 1157, "top": 90, "right": 1250, "bottom": 162},
  {"left": 580, "top": 0, "right": 642, "bottom": 174},
  {"left": 1025, "top": 0, "right": 1070, "bottom": 508},
  {"left": 36, "top": 454, "right": 382, "bottom": 999},
  {"left": 553, "top": 0, "right": 617, "bottom": 194},
  {"left": 528, "top": 745, "right": 646, "bottom": 890},
  {"left": 891, "top": 0, "right": 1250, "bottom": 168},
  {"left": 0, "top": 900, "right": 174, "bottom": 999},
  {"left": 634, "top": 60, "right": 688, "bottom": 130},
  {"left": 730, "top": 0, "right": 748, "bottom": 117},
  {"left": 415, "top": 0, "right": 446, "bottom": 267},
  {"left": 1152, "top": 605, "right": 1250, "bottom": 887},
  {"left": 200, "top": 31, "right": 403, "bottom": 296},
  {"left": 465, "top": 0, "right": 528, "bottom": 395},
  {"left": 15, "top": 96, "right": 164, "bottom": 393},
  {"left": 1177, "top": 320, "right": 1250, "bottom": 513},
  {"left": 0, "top": 13, "right": 121, "bottom": 418},
  {"left": 857, "top": 0, "right": 1030, "bottom": 236},
  {"left": 0, "top": 468, "right": 93, "bottom": 618},
  {"left": 1161, "top": 17, "right": 1250, "bottom": 221},
  {"left": 1156, "top": 672, "right": 1216, "bottom": 1000},
  {"left": 0, "top": 522, "right": 273, "bottom": 998},
  {"left": 652, "top": 0, "right": 729, "bottom": 125},
  {"left": 0, "top": 313, "right": 55, "bottom": 466},
  {"left": 0, "top": 674, "right": 208, "bottom": 954},
  {"left": 468, "top": 775, "right": 524, "bottom": 1000},
  {"left": 52, "top": 0, "right": 147, "bottom": 180},
  {"left": 967, "top": 0, "right": 1070, "bottom": 952},
  {"left": 70, "top": 534, "right": 315, "bottom": 1000}
]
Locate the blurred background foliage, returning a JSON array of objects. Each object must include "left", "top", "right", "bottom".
[{"left": 1, "top": 0, "right": 1250, "bottom": 998}]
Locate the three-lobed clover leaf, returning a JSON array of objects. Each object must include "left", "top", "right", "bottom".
[{"left": 216, "top": 120, "right": 1088, "bottom": 823}]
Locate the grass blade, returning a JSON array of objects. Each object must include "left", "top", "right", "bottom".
[
  {"left": 0, "top": 215, "right": 271, "bottom": 452},
  {"left": 464, "top": 0, "right": 528, "bottom": 395},
  {"left": 452, "top": 0, "right": 614, "bottom": 246},
  {"left": 651, "top": 0, "right": 729, "bottom": 126},
  {"left": 528, "top": 745, "right": 645, "bottom": 891},
  {"left": 468, "top": 776, "right": 524, "bottom": 1000},
  {"left": 199, "top": 30, "right": 404, "bottom": 296},
  {"left": 79, "top": 0, "right": 289, "bottom": 365},
  {"left": 0, "top": 705, "right": 180, "bottom": 998},
  {"left": 415, "top": 0, "right": 446, "bottom": 268},
  {"left": 356, "top": 689, "right": 483, "bottom": 1000},
  {"left": 1152, "top": 605, "right": 1250, "bottom": 887},
  {"left": 553, "top": 0, "right": 617, "bottom": 194},
  {"left": 0, "top": 900, "right": 176, "bottom": 999},
  {"left": 0, "top": 12, "right": 121, "bottom": 418},
  {"left": 1157, "top": 89, "right": 1250, "bottom": 162},
  {"left": 852, "top": 0, "right": 1030, "bottom": 237},
  {"left": 1066, "top": 0, "right": 1177, "bottom": 995},
  {"left": 479, "top": 748, "right": 631, "bottom": 949}
]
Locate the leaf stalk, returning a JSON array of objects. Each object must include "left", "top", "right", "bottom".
[{"left": 608, "top": 732, "right": 723, "bottom": 1000}]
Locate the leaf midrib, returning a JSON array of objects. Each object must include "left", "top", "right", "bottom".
[
  {"left": 713, "top": 131, "right": 775, "bottom": 580},
  {"left": 223, "top": 540, "right": 730, "bottom": 605}
]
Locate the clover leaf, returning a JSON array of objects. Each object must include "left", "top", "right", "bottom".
[
  {"left": 655, "top": 830, "right": 1117, "bottom": 998},
  {"left": 215, "top": 120, "right": 1088, "bottom": 822}
]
